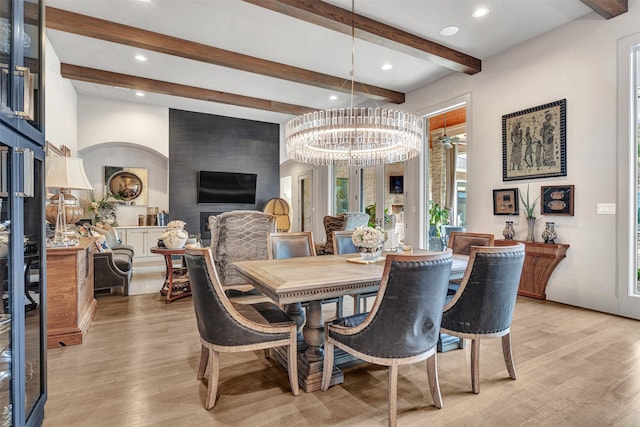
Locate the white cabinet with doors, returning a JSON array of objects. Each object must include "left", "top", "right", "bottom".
[{"left": 115, "top": 226, "right": 164, "bottom": 261}]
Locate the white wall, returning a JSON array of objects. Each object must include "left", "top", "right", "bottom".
[
  {"left": 401, "top": 7, "right": 640, "bottom": 317},
  {"left": 77, "top": 95, "right": 169, "bottom": 157},
  {"left": 45, "top": 39, "right": 78, "bottom": 152}
]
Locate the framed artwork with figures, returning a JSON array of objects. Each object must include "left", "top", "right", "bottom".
[
  {"left": 502, "top": 99, "right": 566, "bottom": 181},
  {"left": 541, "top": 185, "right": 574, "bottom": 216}
]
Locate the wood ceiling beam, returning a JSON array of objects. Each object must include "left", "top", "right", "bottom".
[
  {"left": 60, "top": 63, "right": 316, "bottom": 116},
  {"left": 579, "top": 0, "right": 627, "bottom": 19},
  {"left": 46, "top": 6, "right": 404, "bottom": 104},
  {"left": 243, "top": 0, "right": 481, "bottom": 75}
]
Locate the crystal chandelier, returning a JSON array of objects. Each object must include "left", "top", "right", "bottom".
[{"left": 284, "top": 1, "right": 424, "bottom": 166}]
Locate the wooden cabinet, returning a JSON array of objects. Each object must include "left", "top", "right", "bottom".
[
  {"left": 46, "top": 237, "right": 97, "bottom": 349},
  {"left": 495, "top": 239, "right": 569, "bottom": 299},
  {"left": 116, "top": 226, "right": 164, "bottom": 260}
]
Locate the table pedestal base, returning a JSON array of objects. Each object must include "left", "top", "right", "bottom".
[{"left": 271, "top": 345, "right": 365, "bottom": 392}]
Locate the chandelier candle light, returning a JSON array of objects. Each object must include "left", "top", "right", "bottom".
[{"left": 284, "top": 0, "right": 423, "bottom": 166}]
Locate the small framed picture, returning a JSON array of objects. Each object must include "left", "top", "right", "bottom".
[
  {"left": 541, "top": 185, "right": 574, "bottom": 215},
  {"left": 389, "top": 176, "right": 403, "bottom": 194},
  {"left": 493, "top": 188, "right": 519, "bottom": 215}
]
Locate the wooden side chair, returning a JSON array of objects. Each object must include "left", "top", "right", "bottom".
[
  {"left": 268, "top": 232, "right": 343, "bottom": 319},
  {"left": 447, "top": 231, "right": 495, "bottom": 256},
  {"left": 183, "top": 246, "right": 299, "bottom": 409},
  {"left": 321, "top": 251, "right": 453, "bottom": 426},
  {"left": 440, "top": 244, "right": 525, "bottom": 394}
]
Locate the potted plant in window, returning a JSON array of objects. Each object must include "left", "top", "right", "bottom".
[{"left": 428, "top": 201, "right": 449, "bottom": 238}]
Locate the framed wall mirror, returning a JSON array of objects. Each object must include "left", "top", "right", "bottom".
[{"left": 104, "top": 166, "right": 148, "bottom": 205}]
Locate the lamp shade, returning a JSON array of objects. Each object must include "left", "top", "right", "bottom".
[{"left": 45, "top": 156, "right": 93, "bottom": 190}]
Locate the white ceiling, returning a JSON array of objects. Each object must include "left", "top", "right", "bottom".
[{"left": 46, "top": 0, "right": 594, "bottom": 124}]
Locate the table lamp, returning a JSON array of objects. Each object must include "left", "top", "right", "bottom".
[{"left": 45, "top": 156, "right": 93, "bottom": 245}]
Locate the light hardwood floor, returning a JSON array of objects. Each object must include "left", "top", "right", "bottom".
[{"left": 43, "top": 291, "right": 640, "bottom": 426}]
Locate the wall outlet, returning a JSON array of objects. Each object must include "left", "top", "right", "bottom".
[{"left": 596, "top": 203, "right": 616, "bottom": 214}]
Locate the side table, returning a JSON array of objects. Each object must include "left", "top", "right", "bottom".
[
  {"left": 494, "top": 239, "right": 569, "bottom": 299},
  {"left": 150, "top": 247, "right": 191, "bottom": 303}
]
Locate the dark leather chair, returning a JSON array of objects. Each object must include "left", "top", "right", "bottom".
[
  {"left": 321, "top": 251, "right": 453, "bottom": 426},
  {"left": 439, "top": 232, "right": 495, "bottom": 352},
  {"left": 88, "top": 224, "right": 134, "bottom": 296},
  {"left": 184, "top": 246, "right": 299, "bottom": 409},
  {"left": 440, "top": 244, "right": 525, "bottom": 394},
  {"left": 332, "top": 230, "right": 376, "bottom": 314},
  {"left": 268, "top": 232, "right": 343, "bottom": 319}
]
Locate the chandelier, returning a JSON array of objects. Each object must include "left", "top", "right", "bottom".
[{"left": 284, "top": 2, "right": 424, "bottom": 166}]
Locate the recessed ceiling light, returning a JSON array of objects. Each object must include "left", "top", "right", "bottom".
[
  {"left": 134, "top": 54, "right": 147, "bottom": 62},
  {"left": 472, "top": 7, "right": 490, "bottom": 18},
  {"left": 329, "top": 95, "right": 338, "bottom": 101},
  {"left": 135, "top": 92, "right": 145, "bottom": 97},
  {"left": 381, "top": 63, "right": 393, "bottom": 71},
  {"left": 440, "top": 26, "right": 459, "bottom": 37}
]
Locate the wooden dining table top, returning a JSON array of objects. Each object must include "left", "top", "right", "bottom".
[{"left": 233, "top": 252, "right": 468, "bottom": 305}]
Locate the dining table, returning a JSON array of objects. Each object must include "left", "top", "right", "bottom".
[{"left": 234, "top": 251, "right": 468, "bottom": 392}]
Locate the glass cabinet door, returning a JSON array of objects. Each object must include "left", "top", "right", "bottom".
[
  {"left": 0, "top": 141, "right": 13, "bottom": 426},
  {"left": 0, "top": 0, "right": 43, "bottom": 141},
  {"left": 22, "top": 138, "right": 42, "bottom": 425},
  {"left": 0, "top": 135, "right": 45, "bottom": 427}
]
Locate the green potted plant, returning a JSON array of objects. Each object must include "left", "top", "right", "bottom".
[
  {"left": 428, "top": 201, "right": 450, "bottom": 238},
  {"left": 519, "top": 185, "right": 540, "bottom": 242}
]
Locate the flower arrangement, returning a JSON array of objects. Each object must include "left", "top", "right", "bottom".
[
  {"left": 162, "top": 220, "right": 188, "bottom": 241},
  {"left": 86, "top": 193, "right": 124, "bottom": 220},
  {"left": 351, "top": 225, "right": 385, "bottom": 249}
]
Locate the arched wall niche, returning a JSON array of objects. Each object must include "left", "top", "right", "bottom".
[{"left": 78, "top": 141, "right": 169, "bottom": 226}]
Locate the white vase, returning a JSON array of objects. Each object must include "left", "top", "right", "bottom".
[
  {"left": 358, "top": 244, "right": 383, "bottom": 260},
  {"left": 164, "top": 235, "right": 187, "bottom": 249}
]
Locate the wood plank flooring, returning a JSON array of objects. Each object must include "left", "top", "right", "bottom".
[{"left": 43, "top": 292, "right": 640, "bottom": 426}]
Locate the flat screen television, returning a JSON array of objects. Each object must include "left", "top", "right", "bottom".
[{"left": 197, "top": 171, "right": 257, "bottom": 204}]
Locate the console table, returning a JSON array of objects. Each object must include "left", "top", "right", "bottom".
[
  {"left": 46, "top": 237, "right": 97, "bottom": 348},
  {"left": 494, "top": 239, "right": 569, "bottom": 299}
]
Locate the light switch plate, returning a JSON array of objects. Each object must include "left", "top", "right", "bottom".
[{"left": 597, "top": 203, "right": 616, "bottom": 214}]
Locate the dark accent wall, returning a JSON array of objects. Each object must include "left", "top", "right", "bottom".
[{"left": 169, "top": 109, "right": 280, "bottom": 239}]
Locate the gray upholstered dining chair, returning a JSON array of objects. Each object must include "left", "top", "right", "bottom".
[
  {"left": 440, "top": 244, "right": 525, "bottom": 394},
  {"left": 268, "top": 232, "right": 343, "bottom": 319},
  {"left": 208, "top": 210, "right": 276, "bottom": 302},
  {"left": 332, "top": 230, "right": 376, "bottom": 314},
  {"left": 183, "top": 246, "right": 299, "bottom": 409},
  {"left": 321, "top": 251, "right": 453, "bottom": 427}
]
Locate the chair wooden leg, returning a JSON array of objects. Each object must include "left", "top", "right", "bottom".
[
  {"left": 471, "top": 339, "right": 480, "bottom": 394},
  {"left": 205, "top": 348, "right": 220, "bottom": 409},
  {"left": 426, "top": 354, "right": 443, "bottom": 409},
  {"left": 197, "top": 344, "right": 208, "bottom": 380},
  {"left": 502, "top": 333, "right": 517, "bottom": 380},
  {"left": 321, "top": 341, "right": 335, "bottom": 391},
  {"left": 336, "top": 297, "right": 344, "bottom": 319},
  {"left": 388, "top": 364, "right": 398, "bottom": 427},
  {"left": 288, "top": 337, "right": 300, "bottom": 396}
]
